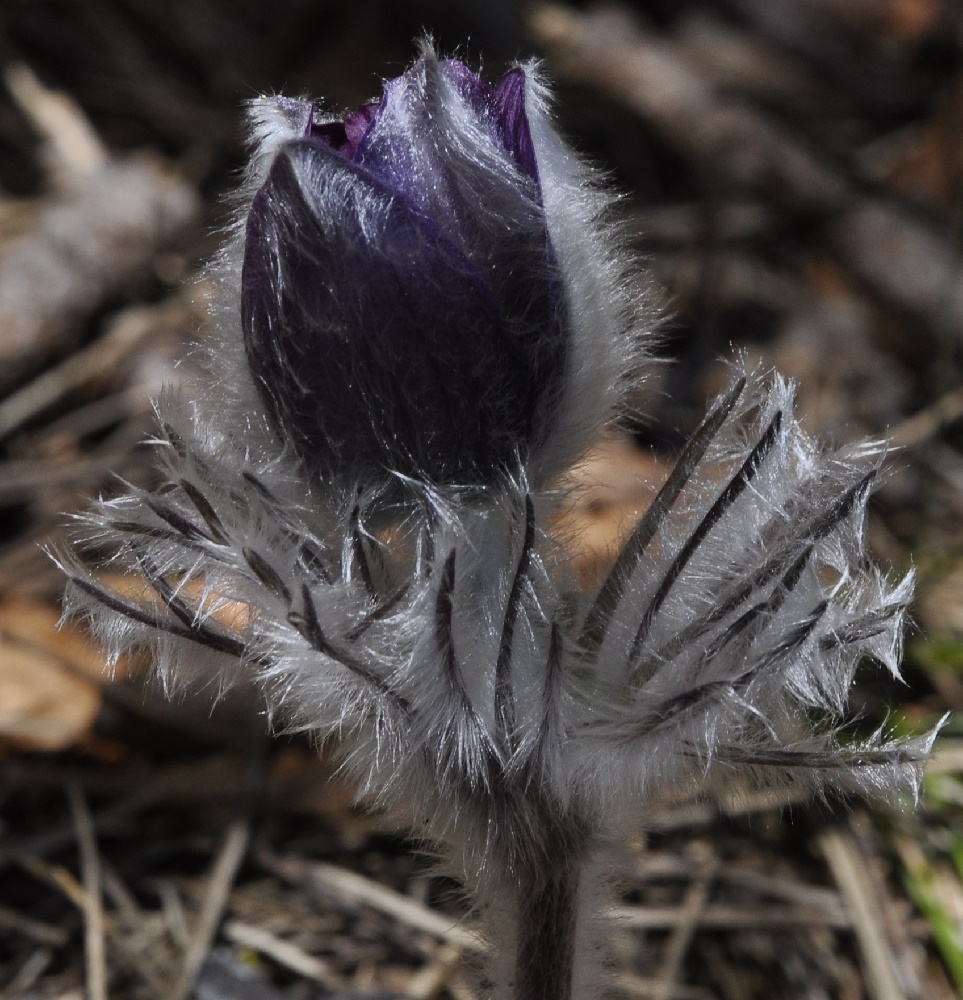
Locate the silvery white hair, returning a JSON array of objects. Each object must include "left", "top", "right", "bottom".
[{"left": 60, "top": 46, "right": 937, "bottom": 1000}]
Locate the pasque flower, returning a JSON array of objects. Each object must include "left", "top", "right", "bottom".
[{"left": 62, "top": 47, "right": 936, "bottom": 1000}]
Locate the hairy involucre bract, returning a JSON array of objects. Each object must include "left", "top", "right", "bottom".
[{"left": 61, "top": 46, "right": 934, "bottom": 1000}]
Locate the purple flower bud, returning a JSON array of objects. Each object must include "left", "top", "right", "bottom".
[
  {"left": 243, "top": 57, "right": 557, "bottom": 484},
  {"left": 241, "top": 52, "right": 638, "bottom": 487}
]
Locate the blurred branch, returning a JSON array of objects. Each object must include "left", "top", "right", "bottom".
[
  {"left": 532, "top": 4, "right": 963, "bottom": 342},
  {"left": 4, "top": 65, "right": 107, "bottom": 185},
  {"left": 0, "top": 290, "right": 201, "bottom": 439},
  {"left": 67, "top": 783, "right": 107, "bottom": 1000},
  {"left": 889, "top": 385, "right": 963, "bottom": 450},
  {"left": 820, "top": 821, "right": 923, "bottom": 1000},
  {"left": 0, "top": 65, "right": 199, "bottom": 393}
]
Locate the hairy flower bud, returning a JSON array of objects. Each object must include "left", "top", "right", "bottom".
[{"left": 240, "top": 51, "right": 639, "bottom": 487}]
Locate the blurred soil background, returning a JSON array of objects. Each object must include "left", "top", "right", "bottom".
[{"left": 0, "top": 1, "right": 961, "bottom": 998}]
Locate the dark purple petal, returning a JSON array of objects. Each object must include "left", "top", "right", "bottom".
[
  {"left": 493, "top": 68, "right": 539, "bottom": 185},
  {"left": 342, "top": 102, "right": 379, "bottom": 157},
  {"left": 352, "top": 72, "right": 431, "bottom": 213},
  {"left": 242, "top": 141, "right": 566, "bottom": 484},
  {"left": 441, "top": 59, "right": 494, "bottom": 117},
  {"left": 309, "top": 104, "right": 378, "bottom": 158},
  {"left": 356, "top": 61, "right": 538, "bottom": 245}
]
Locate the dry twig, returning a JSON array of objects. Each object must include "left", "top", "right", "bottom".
[
  {"left": 610, "top": 902, "right": 852, "bottom": 931},
  {"left": 888, "top": 386, "right": 963, "bottom": 450},
  {"left": 0, "top": 291, "right": 200, "bottom": 438},
  {"left": 171, "top": 817, "right": 250, "bottom": 1000},
  {"left": 0, "top": 904, "right": 67, "bottom": 948},
  {"left": 406, "top": 942, "right": 466, "bottom": 1000},
  {"left": 67, "top": 782, "right": 107, "bottom": 1000},
  {"left": 651, "top": 850, "right": 719, "bottom": 1000},
  {"left": 221, "top": 919, "right": 334, "bottom": 985},
  {"left": 0, "top": 65, "right": 198, "bottom": 389},
  {"left": 260, "top": 851, "right": 487, "bottom": 954},
  {"left": 531, "top": 4, "right": 963, "bottom": 341},
  {"left": 818, "top": 825, "right": 908, "bottom": 1000}
]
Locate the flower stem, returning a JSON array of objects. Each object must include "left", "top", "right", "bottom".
[{"left": 514, "top": 862, "right": 580, "bottom": 1000}]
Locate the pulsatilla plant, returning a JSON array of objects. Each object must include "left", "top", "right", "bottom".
[{"left": 62, "top": 48, "right": 936, "bottom": 1000}]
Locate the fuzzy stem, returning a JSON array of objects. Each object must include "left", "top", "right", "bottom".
[{"left": 513, "top": 863, "right": 580, "bottom": 1000}]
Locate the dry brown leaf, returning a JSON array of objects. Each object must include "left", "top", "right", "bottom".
[
  {"left": 557, "top": 437, "right": 669, "bottom": 590},
  {"left": 0, "top": 592, "right": 119, "bottom": 750},
  {"left": 0, "top": 571, "right": 254, "bottom": 753},
  {"left": 0, "top": 592, "right": 145, "bottom": 751},
  {"left": 98, "top": 571, "right": 251, "bottom": 635},
  {"left": 883, "top": 0, "right": 942, "bottom": 42},
  {"left": 0, "top": 593, "right": 115, "bottom": 682},
  {"left": 875, "top": 72, "right": 963, "bottom": 213},
  {"left": 800, "top": 0, "right": 941, "bottom": 42},
  {"left": 0, "top": 631, "right": 100, "bottom": 751}
]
